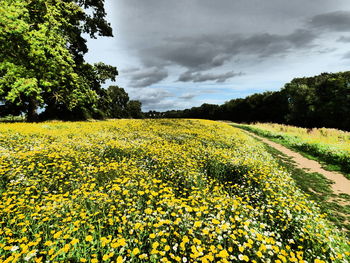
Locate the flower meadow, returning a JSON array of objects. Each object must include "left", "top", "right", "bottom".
[
  {"left": 0, "top": 119, "right": 349, "bottom": 263},
  {"left": 236, "top": 123, "right": 350, "bottom": 177}
]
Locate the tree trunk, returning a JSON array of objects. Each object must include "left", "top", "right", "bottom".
[{"left": 27, "top": 97, "right": 38, "bottom": 122}]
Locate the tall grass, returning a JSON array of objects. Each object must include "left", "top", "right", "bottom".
[{"left": 236, "top": 123, "right": 350, "bottom": 178}]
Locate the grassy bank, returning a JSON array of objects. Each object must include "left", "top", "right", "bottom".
[
  {"left": 243, "top": 133, "right": 350, "bottom": 238},
  {"left": 233, "top": 123, "right": 350, "bottom": 180}
]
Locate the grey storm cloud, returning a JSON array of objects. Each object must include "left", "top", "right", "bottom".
[
  {"left": 103, "top": 0, "right": 350, "bottom": 110},
  {"left": 179, "top": 93, "right": 196, "bottom": 100},
  {"left": 309, "top": 11, "right": 350, "bottom": 32},
  {"left": 112, "top": 0, "right": 350, "bottom": 89},
  {"left": 126, "top": 67, "right": 168, "bottom": 88},
  {"left": 138, "top": 29, "right": 317, "bottom": 76},
  {"left": 178, "top": 71, "right": 243, "bottom": 83},
  {"left": 230, "top": 30, "right": 317, "bottom": 58},
  {"left": 132, "top": 88, "right": 173, "bottom": 104},
  {"left": 337, "top": 36, "right": 350, "bottom": 42}
]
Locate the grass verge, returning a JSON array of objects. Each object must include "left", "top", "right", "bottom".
[
  {"left": 237, "top": 127, "right": 350, "bottom": 238},
  {"left": 232, "top": 123, "right": 350, "bottom": 180}
]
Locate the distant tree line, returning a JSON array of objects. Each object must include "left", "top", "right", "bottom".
[
  {"left": 154, "top": 71, "right": 350, "bottom": 131},
  {"left": 1, "top": 1, "right": 348, "bottom": 126},
  {"left": 0, "top": 0, "right": 142, "bottom": 121}
]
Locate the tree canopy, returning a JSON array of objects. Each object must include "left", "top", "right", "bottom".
[{"left": 0, "top": 0, "right": 142, "bottom": 121}]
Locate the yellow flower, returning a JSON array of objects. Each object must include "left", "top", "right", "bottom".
[
  {"left": 117, "top": 256, "right": 123, "bottom": 263},
  {"left": 145, "top": 208, "right": 152, "bottom": 214},
  {"left": 212, "top": 219, "right": 220, "bottom": 225},
  {"left": 132, "top": 248, "right": 140, "bottom": 255},
  {"left": 139, "top": 254, "right": 148, "bottom": 259},
  {"left": 238, "top": 254, "right": 249, "bottom": 261},
  {"left": 44, "top": 241, "right": 53, "bottom": 246},
  {"left": 71, "top": 238, "right": 79, "bottom": 245},
  {"left": 53, "top": 231, "right": 62, "bottom": 239},
  {"left": 152, "top": 241, "right": 159, "bottom": 249},
  {"left": 62, "top": 244, "right": 71, "bottom": 253},
  {"left": 85, "top": 235, "right": 93, "bottom": 242},
  {"left": 194, "top": 221, "right": 202, "bottom": 228},
  {"left": 218, "top": 249, "right": 229, "bottom": 258},
  {"left": 182, "top": 236, "right": 189, "bottom": 243},
  {"left": 111, "top": 238, "right": 126, "bottom": 248}
]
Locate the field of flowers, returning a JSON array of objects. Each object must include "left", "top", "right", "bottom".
[
  {"left": 0, "top": 119, "right": 349, "bottom": 262},
  {"left": 236, "top": 123, "right": 350, "bottom": 178}
]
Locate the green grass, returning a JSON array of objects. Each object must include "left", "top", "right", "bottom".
[
  {"left": 238, "top": 127, "right": 350, "bottom": 238},
  {"left": 0, "top": 115, "right": 25, "bottom": 122}
]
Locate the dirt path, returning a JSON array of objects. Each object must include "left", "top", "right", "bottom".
[{"left": 245, "top": 131, "right": 350, "bottom": 196}]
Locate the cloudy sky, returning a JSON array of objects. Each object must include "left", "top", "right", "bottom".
[{"left": 85, "top": 0, "right": 350, "bottom": 111}]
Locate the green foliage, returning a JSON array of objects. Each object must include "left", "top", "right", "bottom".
[
  {"left": 0, "top": 1, "right": 86, "bottom": 120},
  {"left": 0, "top": 0, "right": 125, "bottom": 121},
  {"left": 282, "top": 72, "right": 350, "bottom": 129},
  {"left": 97, "top": 86, "right": 143, "bottom": 119},
  {"left": 126, "top": 100, "right": 143, "bottom": 118},
  {"left": 236, "top": 124, "right": 350, "bottom": 179}
]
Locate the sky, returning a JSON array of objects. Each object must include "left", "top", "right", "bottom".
[{"left": 85, "top": 0, "right": 350, "bottom": 112}]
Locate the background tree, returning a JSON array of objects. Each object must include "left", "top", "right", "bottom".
[
  {"left": 283, "top": 80, "right": 317, "bottom": 127},
  {"left": 126, "top": 100, "right": 143, "bottom": 119},
  {"left": 41, "top": 62, "right": 118, "bottom": 120},
  {"left": 314, "top": 74, "right": 350, "bottom": 129},
  {"left": 96, "top": 85, "right": 143, "bottom": 119},
  {"left": 98, "top": 86, "right": 129, "bottom": 118},
  {"left": 160, "top": 71, "right": 350, "bottom": 131}
]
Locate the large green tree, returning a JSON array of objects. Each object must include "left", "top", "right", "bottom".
[
  {"left": 126, "top": 100, "right": 143, "bottom": 119},
  {"left": 0, "top": 0, "right": 116, "bottom": 121}
]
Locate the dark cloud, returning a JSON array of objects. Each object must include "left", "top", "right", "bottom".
[
  {"left": 230, "top": 30, "right": 316, "bottom": 58},
  {"left": 121, "top": 67, "right": 140, "bottom": 74},
  {"left": 337, "top": 36, "right": 350, "bottom": 42},
  {"left": 138, "top": 29, "right": 318, "bottom": 74},
  {"left": 140, "top": 37, "right": 227, "bottom": 70},
  {"left": 317, "top": 48, "right": 337, "bottom": 54},
  {"left": 127, "top": 67, "right": 168, "bottom": 88},
  {"left": 127, "top": 27, "right": 318, "bottom": 86},
  {"left": 179, "top": 93, "right": 196, "bottom": 100},
  {"left": 309, "top": 11, "right": 350, "bottom": 32},
  {"left": 286, "top": 29, "right": 317, "bottom": 47},
  {"left": 114, "top": 0, "right": 345, "bottom": 38},
  {"left": 102, "top": 0, "right": 350, "bottom": 110},
  {"left": 132, "top": 88, "right": 173, "bottom": 105},
  {"left": 178, "top": 71, "right": 243, "bottom": 83}
]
